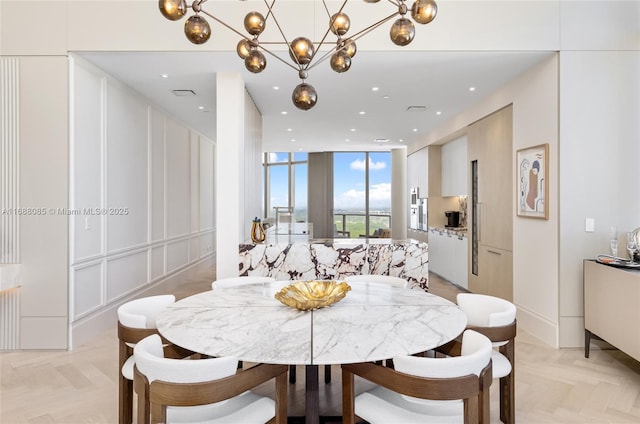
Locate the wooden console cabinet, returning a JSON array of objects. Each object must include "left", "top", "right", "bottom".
[{"left": 583, "top": 260, "right": 640, "bottom": 361}]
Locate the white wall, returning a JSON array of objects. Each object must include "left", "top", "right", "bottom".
[
  {"left": 215, "top": 73, "right": 263, "bottom": 278},
  {"left": 1, "top": 0, "right": 638, "bottom": 349},
  {"left": 558, "top": 49, "right": 640, "bottom": 347},
  {"left": 69, "top": 57, "right": 215, "bottom": 348},
  {"left": 243, "top": 91, "right": 264, "bottom": 241},
  {"left": 410, "top": 54, "right": 560, "bottom": 346},
  {"left": 408, "top": 1, "right": 640, "bottom": 348},
  {"left": 15, "top": 57, "right": 70, "bottom": 349}
]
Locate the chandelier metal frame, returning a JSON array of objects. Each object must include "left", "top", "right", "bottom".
[{"left": 159, "top": 0, "right": 438, "bottom": 110}]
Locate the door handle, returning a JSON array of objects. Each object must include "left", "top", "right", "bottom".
[
  {"left": 477, "top": 202, "right": 483, "bottom": 243},
  {"left": 487, "top": 249, "right": 502, "bottom": 256}
]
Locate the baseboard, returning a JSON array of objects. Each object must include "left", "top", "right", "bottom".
[
  {"left": 515, "top": 302, "right": 558, "bottom": 348},
  {"left": 70, "top": 256, "right": 214, "bottom": 349}
]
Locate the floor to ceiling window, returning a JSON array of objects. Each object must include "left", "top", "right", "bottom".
[
  {"left": 334, "top": 151, "right": 391, "bottom": 238},
  {"left": 263, "top": 152, "right": 308, "bottom": 222}
]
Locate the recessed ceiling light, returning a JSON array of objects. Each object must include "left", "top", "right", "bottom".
[
  {"left": 281, "top": 111, "right": 288, "bottom": 115},
  {"left": 350, "top": 128, "right": 356, "bottom": 132},
  {"left": 469, "top": 86, "right": 476, "bottom": 92},
  {"left": 290, "top": 138, "right": 296, "bottom": 142},
  {"left": 436, "top": 111, "right": 442, "bottom": 115},
  {"left": 399, "top": 139, "right": 404, "bottom": 142},
  {"left": 413, "top": 128, "right": 418, "bottom": 132},
  {"left": 273, "top": 86, "right": 280, "bottom": 90},
  {"left": 345, "top": 138, "right": 351, "bottom": 142},
  {"left": 383, "top": 95, "right": 390, "bottom": 99},
  {"left": 287, "top": 128, "right": 293, "bottom": 132},
  {"left": 198, "top": 106, "right": 204, "bottom": 110},
  {"left": 372, "top": 87, "right": 379, "bottom": 91},
  {"left": 161, "top": 74, "right": 169, "bottom": 78},
  {"left": 359, "top": 111, "right": 366, "bottom": 115}
]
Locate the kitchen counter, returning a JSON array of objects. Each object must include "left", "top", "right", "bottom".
[{"left": 429, "top": 226, "right": 468, "bottom": 237}]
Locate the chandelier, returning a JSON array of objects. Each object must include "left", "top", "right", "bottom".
[{"left": 158, "top": 0, "right": 438, "bottom": 110}]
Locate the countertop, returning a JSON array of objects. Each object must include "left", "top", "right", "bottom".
[{"left": 428, "top": 226, "right": 468, "bottom": 237}]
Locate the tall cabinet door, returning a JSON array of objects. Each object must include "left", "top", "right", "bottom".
[
  {"left": 467, "top": 105, "right": 513, "bottom": 300},
  {"left": 478, "top": 107, "right": 513, "bottom": 251}
]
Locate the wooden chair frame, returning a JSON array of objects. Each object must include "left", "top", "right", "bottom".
[
  {"left": 134, "top": 362, "right": 288, "bottom": 424},
  {"left": 467, "top": 320, "right": 517, "bottom": 424},
  {"left": 341, "top": 358, "right": 492, "bottom": 424},
  {"left": 118, "top": 322, "right": 195, "bottom": 424}
]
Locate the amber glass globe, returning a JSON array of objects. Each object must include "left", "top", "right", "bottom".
[
  {"left": 389, "top": 17, "right": 415, "bottom": 46},
  {"left": 330, "top": 51, "right": 351, "bottom": 73},
  {"left": 289, "top": 37, "right": 314, "bottom": 65},
  {"left": 330, "top": 12, "right": 350, "bottom": 36},
  {"left": 245, "top": 49, "right": 267, "bottom": 73},
  {"left": 292, "top": 83, "right": 318, "bottom": 110},
  {"left": 341, "top": 38, "right": 357, "bottom": 58},
  {"left": 237, "top": 39, "right": 252, "bottom": 59},
  {"left": 411, "top": 0, "right": 438, "bottom": 24},
  {"left": 244, "top": 11, "right": 266, "bottom": 36},
  {"left": 184, "top": 15, "right": 211, "bottom": 44},
  {"left": 159, "top": 0, "right": 187, "bottom": 21}
]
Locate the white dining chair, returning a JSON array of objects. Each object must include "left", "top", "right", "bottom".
[
  {"left": 133, "top": 334, "right": 287, "bottom": 424},
  {"left": 342, "top": 329, "right": 493, "bottom": 424},
  {"left": 457, "top": 293, "right": 517, "bottom": 424},
  {"left": 117, "top": 294, "right": 176, "bottom": 424},
  {"left": 211, "top": 275, "right": 275, "bottom": 289},
  {"left": 343, "top": 274, "right": 409, "bottom": 288}
]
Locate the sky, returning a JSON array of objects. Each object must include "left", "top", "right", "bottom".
[
  {"left": 333, "top": 152, "right": 391, "bottom": 211},
  {"left": 266, "top": 152, "right": 391, "bottom": 212}
]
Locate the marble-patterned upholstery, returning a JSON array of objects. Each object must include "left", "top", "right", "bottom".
[{"left": 239, "top": 240, "right": 429, "bottom": 290}]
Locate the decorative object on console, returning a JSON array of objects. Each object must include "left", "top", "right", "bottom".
[
  {"left": 517, "top": 143, "right": 549, "bottom": 219},
  {"left": 274, "top": 280, "right": 351, "bottom": 311},
  {"left": 596, "top": 227, "right": 640, "bottom": 268},
  {"left": 250, "top": 217, "right": 266, "bottom": 243},
  {"left": 158, "top": 0, "right": 438, "bottom": 110}
]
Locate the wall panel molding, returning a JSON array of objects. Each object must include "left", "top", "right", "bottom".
[
  {"left": 0, "top": 57, "right": 20, "bottom": 264},
  {"left": 68, "top": 55, "right": 216, "bottom": 348}
]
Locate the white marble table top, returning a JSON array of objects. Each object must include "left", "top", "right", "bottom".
[{"left": 156, "top": 281, "right": 467, "bottom": 365}]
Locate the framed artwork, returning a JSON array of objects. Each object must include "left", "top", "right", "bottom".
[{"left": 517, "top": 143, "right": 549, "bottom": 219}]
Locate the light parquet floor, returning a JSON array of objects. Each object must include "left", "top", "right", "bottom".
[{"left": 2, "top": 271, "right": 640, "bottom": 423}]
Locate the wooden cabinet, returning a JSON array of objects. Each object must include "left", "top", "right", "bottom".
[
  {"left": 441, "top": 135, "right": 468, "bottom": 197},
  {"left": 584, "top": 260, "right": 640, "bottom": 361},
  {"left": 477, "top": 245, "right": 512, "bottom": 300},
  {"left": 474, "top": 107, "right": 512, "bottom": 251},
  {"left": 467, "top": 105, "right": 513, "bottom": 300}
]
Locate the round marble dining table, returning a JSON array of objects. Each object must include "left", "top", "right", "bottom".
[{"left": 156, "top": 280, "right": 467, "bottom": 424}]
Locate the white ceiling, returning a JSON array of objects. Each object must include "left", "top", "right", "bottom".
[{"left": 79, "top": 49, "right": 553, "bottom": 152}]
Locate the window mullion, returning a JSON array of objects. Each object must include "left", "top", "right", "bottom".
[{"left": 365, "top": 151, "right": 370, "bottom": 237}]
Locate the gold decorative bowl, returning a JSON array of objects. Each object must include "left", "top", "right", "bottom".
[{"left": 274, "top": 280, "right": 351, "bottom": 311}]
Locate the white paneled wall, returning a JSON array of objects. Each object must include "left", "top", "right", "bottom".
[
  {"left": 105, "top": 84, "right": 148, "bottom": 252},
  {"left": 1, "top": 58, "right": 20, "bottom": 264},
  {"left": 69, "top": 56, "right": 215, "bottom": 346},
  {"left": 242, "top": 91, "right": 263, "bottom": 242}
]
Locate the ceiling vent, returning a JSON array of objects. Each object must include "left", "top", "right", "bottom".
[
  {"left": 374, "top": 138, "right": 390, "bottom": 143},
  {"left": 172, "top": 89, "right": 196, "bottom": 96},
  {"left": 406, "top": 105, "right": 427, "bottom": 112}
]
